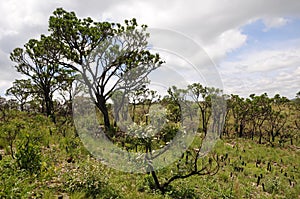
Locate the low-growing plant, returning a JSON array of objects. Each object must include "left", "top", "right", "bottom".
[
  {"left": 263, "top": 176, "right": 281, "bottom": 194},
  {"left": 164, "top": 186, "right": 197, "bottom": 199},
  {"left": 0, "top": 118, "right": 25, "bottom": 158},
  {"left": 63, "top": 160, "right": 120, "bottom": 198},
  {"left": 15, "top": 135, "right": 42, "bottom": 175}
]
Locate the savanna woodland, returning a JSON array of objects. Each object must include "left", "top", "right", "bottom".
[{"left": 0, "top": 8, "right": 299, "bottom": 199}]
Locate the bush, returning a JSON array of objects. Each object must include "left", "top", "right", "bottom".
[
  {"left": 15, "top": 136, "right": 42, "bottom": 175},
  {"left": 159, "top": 123, "right": 180, "bottom": 143},
  {"left": 64, "top": 160, "right": 120, "bottom": 198},
  {"left": 0, "top": 155, "right": 46, "bottom": 198}
]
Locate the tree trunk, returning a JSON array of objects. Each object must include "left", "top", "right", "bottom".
[
  {"left": 44, "top": 90, "right": 55, "bottom": 123},
  {"left": 95, "top": 95, "right": 111, "bottom": 129},
  {"left": 98, "top": 103, "right": 110, "bottom": 129},
  {"left": 201, "top": 110, "right": 207, "bottom": 135},
  {"left": 259, "top": 130, "right": 262, "bottom": 144},
  {"left": 147, "top": 160, "right": 164, "bottom": 193},
  {"left": 235, "top": 125, "right": 239, "bottom": 135},
  {"left": 271, "top": 131, "right": 275, "bottom": 142},
  {"left": 20, "top": 101, "right": 24, "bottom": 112},
  {"left": 239, "top": 123, "right": 244, "bottom": 137},
  {"left": 151, "top": 170, "right": 164, "bottom": 192}
]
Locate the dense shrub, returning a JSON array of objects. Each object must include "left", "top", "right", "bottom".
[{"left": 15, "top": 136, "right": 42, "bottom": 175}]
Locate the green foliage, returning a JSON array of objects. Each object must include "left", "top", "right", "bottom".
[
  {"left": 63, "top": 159, "right": 120, "bottom": 198},
  {"left": 0, "top": 156, "right": 44, "bottom": 198},
  {"left": 263, "top": 177, "right": 281, "bottom": 194},
  {"left": 166, "top": 103, "right": 181, "bottom": 122},
  {"left": 10, "top": 35, "right": 72, "bottom": 121},
  {"left": 15, "top": 135, "right": 42, "bottom": 174},
  {"left": 2, "top": 7, "right": 300, "bottom": 198},
  {"left": 47, "top": 8, "right": 164, "bottom": 128},
  {"left": 5, "top": 79, "right": 33, "bottom": 111},
  {"left": 0, "top": 117, "right": 24, "bottom": 157},
  {"left": 143, "top": 174, "right": 157, "bottom": 190},
  {"left": 139, "top": 174, "right": 198, "bottom": 198},
  {"left": 164, "top": 186, "right": 197, "bottom": 199},
  {"left": 159, "top": 122, "right": 180, "bottom": 143},
  {"left": 0, "top": 112, "right": 299, "bottom": 198}
]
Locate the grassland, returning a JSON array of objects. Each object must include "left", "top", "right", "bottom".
[{"left": 0, "top": 111, "right": 299, "bottom": 198}]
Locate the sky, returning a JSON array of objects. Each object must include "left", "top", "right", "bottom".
[{"left": 0, "top": 0, "right": 300, "bottom": 99}]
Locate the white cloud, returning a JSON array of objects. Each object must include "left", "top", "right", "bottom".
[
  {"left": 1, "top": 0, "right": 300, "bottom": 97},
  {"left": 222, "top": 48, "right": 300, "bottom": 73},
  {"left": 263, "top": 17, "right": 289, "bottom": 31},
  {"left": 204, "top": 29, "right": 247, "bottom": 62},
  {"left": 0, "top": 49, "right": 20, "bottom": 96},
  {"left": 220, "top": 47, "right": 300, "bottom": 98}
]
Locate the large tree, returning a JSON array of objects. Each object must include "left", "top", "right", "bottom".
[
  {"left": 10, "top": 35, "right": 70, "bottom": 122},
  {"left": 48, "top": 8, "right": 164, "bottom": 129}
]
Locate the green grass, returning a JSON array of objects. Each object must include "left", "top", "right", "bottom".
[
  {"left": 0, "top": 111, "right": 299, "bottom": 198},
  {"left": 1, "top": 137, "right": 299, "bottom": 198}
]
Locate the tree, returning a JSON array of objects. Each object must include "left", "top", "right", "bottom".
[
  {"left": 48, "top": 8, "right": 164, "bottom": 129},
  {"left": 148, "top": 148, "right": 221, "bottom": 194},
  {"left": 249, "top": 93, "right": 271, "bottom": 144},
  {"left": 187, "top": 83, "right": 213, "bottom": 135},
  {"left": 6, "top": 79, "right": 33, "bottom": 111},
  {"left": 165, "top": 86, "right": 188, "bottom": 123},
  {"left": 10, "top": 35, "right": 70, "bottom": 122},
  {"left": 0, "top": 96, "right": 8, "bottom": 121},
  {"left": 129, "top": 85, "right": 160, "bottom": 124},
  {"left": 220, "top": 94, "right": 231, "bottom": 138},
  {"left": 211, "top": 94, "right": 227, "bottom": 138},
  {"left": 129, "top": 86, "right": 146, "bottom": 123},
  {"left": 230, "top": 95, "right": 250, "bottom": 138},
  {"left": 265, "top": 94, "right": 289, "bottom": 144},
  {"left": 124, "top": 90, "right": 221, "bottom": 194}
]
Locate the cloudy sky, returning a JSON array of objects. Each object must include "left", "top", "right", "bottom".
[{"left": 0, "top": 0, "right": 300, "bottom": 98}]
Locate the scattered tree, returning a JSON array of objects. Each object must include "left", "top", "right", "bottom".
[
  {"left": 6, "top": 79, "right": 33, "bottom": 111},
  {"left": 48, "top": 8, "right": 164, "bottom": 129},
  {"left": 10, "top": 35, "right": 71, "bottom": 122}
]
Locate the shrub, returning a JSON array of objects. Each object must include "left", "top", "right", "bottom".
[
  {"left": 159, "top": 122, "right": 180, "bottom": 143},
  {"left": 15, "top": 136, "right": 42, "bottom": 175},
  {"left": 264, "top": 177, "right": 281, "bottom": 194},
  {"left": 64, "top": 160, "right": 120, "bottom": 198}
]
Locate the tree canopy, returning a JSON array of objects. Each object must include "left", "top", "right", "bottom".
[
  {"left": 48, "top": 8, "right": 164, "bottom": 129},
  {"left": 10, "top": 8, "right": 164, "bottom": 128}
]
